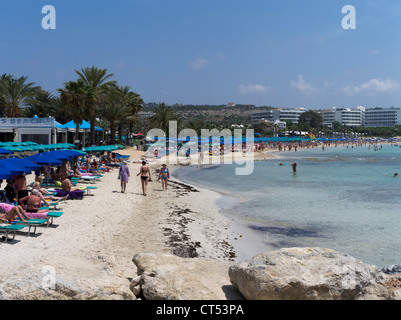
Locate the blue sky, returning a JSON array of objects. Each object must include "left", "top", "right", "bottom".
[{"left": 0, "top": 0, "right": 400, "bottom": 109}]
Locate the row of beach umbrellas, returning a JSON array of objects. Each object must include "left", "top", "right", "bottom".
[
  {"left": 0, "top": 149, "right": 86, "bottom": 180},
  {"left": 82, "top": 144, "right": 125, "bottom": 152},
  {"left": 0, "top": 142, "right": 77, "bottom": 153}
]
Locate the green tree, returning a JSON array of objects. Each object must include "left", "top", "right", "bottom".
[
  {"left": 149, "top": 103, "right": 178, "bottom": 135},
  {"left": 58, "top": 79, "right": 96, "bottom": 143},
  {"left": 0, "top": 74, "right": 41, "bottom": 117},
  {"left": 298, "top": 110, "right": 323, "bottom": 132},
  {"left": 117, "top": 86, "right": 144, "bottom": 142},
  {"left": 332, "top": 121, "right": 343, "bottom": 132},
  {"left": 99, "top": 100, "right": 129, "bottom": 144},
  {"left": 22, "top": 90, "right": 58, "bottom": 118},
  {"left": 253, "top": 122, "right": 273, "bottom": 136},
  {"left": 75, "top": 66, "right": 117, "bottom": 145}
]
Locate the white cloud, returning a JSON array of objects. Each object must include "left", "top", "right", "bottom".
[
  {"left": 238, "top": 83, "right": 269, "bottom": 94},
  {"left": 290, "top": 75, "right": 319, "bottom": 97},
  {"left": 343, "top": 78, "right": 400, "bottom": 96},
  {"left": 188, "top": 57, "right": 209, "bottom": 70}
]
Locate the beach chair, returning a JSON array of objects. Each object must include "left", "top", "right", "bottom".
[
  {"left": 79, "top": 176, "right": 100, "bottom": 184},
  {"left": 84, "top": 186, "right": 97, "bottom": 196},
  {"left": 15, "top": 219, "right": 48, "bottom": 236},
  {"left": 46, "top": 211, "right": 64, "bottom": 226},
  {"left": 48, "top": 202, "right": 60, "bottom": 210},
  {"left": 0, "top": 224, "right": 27, "bottom": 241}
]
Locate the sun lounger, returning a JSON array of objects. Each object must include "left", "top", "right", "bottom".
[
  {"left": 47, "top": 202, "right": 60, "bottom": 210},
  {"left": 79, "top": 176, "right": 100, "bottom": 184},
  {"left": 0, "top": 224, "right": 27, "bottom": 241},
  {"left": 15, "top": 219, "right": 47, "bottom": 236},
  {"left": 46, "top": 211, "right": 63, "bottom": 226},
  {"left": 85, "top": 186, "right": 97, "bottom": 196}
]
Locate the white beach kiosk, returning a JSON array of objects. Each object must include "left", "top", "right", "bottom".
[
  {"left": 0, "top": 116, "right": 61, "bottom": 144},
  {"left": 0, "top": 116, "right": 103, "bottom": 145}
]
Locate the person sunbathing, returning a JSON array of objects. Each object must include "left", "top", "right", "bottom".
[
  {"left": 32, "top": 177, "right": 54, "bottom": 195},
  {"left": 91, "top": 159, "right": 98, "bottom": 170},
  {"left": 18, "top": 190, "right": 49, "bottom": 213},
  {"left": 0, "top": 202, "right": 29, "bottom": 223},
  {"left": 31, "top": 188, "right": 67, "bottom": 203},
  {"left": 61, "top": 178, "right": 80, "bottom": 192},
  {"left": 72, "top": 165, "right": 82, "bottom": 178}
]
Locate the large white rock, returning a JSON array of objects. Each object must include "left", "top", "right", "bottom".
[
  {"left": 357, "top": 264, "right": 401, "bottom": 300},
  {"left": 132, "top": 252, "right": 243, "bottom": 300},
  {"left": 228, "top": 247, "right": 377, "bottom": 300},
  {"left": 0, "top": 255, "right": 136, "bottom": 300}
]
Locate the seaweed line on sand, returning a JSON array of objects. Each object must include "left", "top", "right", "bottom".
[{"left": 162, "top": 179, "right": 236, "bottom": 260}]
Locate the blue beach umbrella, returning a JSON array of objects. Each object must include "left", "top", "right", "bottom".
[
  {"left": 42, "top": 150, "right": 71, "bottom": 161},
  {"left": 59, "top": 149, "right": 85, "bottom": 156},
  {"left": 0, "top": 162, "right": 13, "bottom": 179},
  {"left": 0, "top": 159, "right": 31, "bottom": 176},
  {"left": 5, "top": 158, "right": 41, "bottom": 171},
  {"left": 0, "top": 148, "right": 12, "bottom": 154},
  {"left": 43, "top": 149, "right": 85, "bottom": 161},
  {"left": 25, "top": 153, "right": 63, "bottom": 166}
]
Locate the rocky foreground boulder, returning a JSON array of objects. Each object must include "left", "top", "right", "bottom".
[
  {"left": 228, "top": 247, "right": 378, "bottom": 300},
  {"left": 3, "top": 248, "right": 401, "bottom": 300},
  {"left": 0, "top": 255, "right": 136, "bottom": 300},
  {"left": 356, "top": 264, "right": 401, "bottom": 300},
  {"left": 132, "top": 252, "right": 244, "bottom": 300}
]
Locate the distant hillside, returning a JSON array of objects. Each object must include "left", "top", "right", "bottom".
[{"left": 143, "top": 104, "right": 273, "bottom": 127}]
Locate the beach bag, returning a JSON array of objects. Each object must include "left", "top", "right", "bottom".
[
  {"left": 67, "top": 190, "right": 84, "bottom": 200},
  {"left": 117, "top": 167, "right": 122, "bottom": 180},
  {"left": 54, "top": 190, "right": 68, "bottom": 198}
]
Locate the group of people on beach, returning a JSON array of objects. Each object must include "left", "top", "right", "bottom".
[
  {"left": 0, "top": 151, "right": 122, "bottom": 225},
  {"left": 118, "top": 161, "right": 170, "bottom": 196},
  {"left": 0, "top": 175, "right": 68, "bottom": 225}
]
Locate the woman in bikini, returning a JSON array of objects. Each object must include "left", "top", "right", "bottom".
[
  {"left": 137, "top": 160, "right": 151, "bottom": 196},
  {"left": 0, "top": 202, "right": 29, "bottom": 223},
  {"left": 18, "top": 189, "right": 49, "bottom": 214},
  {"left": 157, "top": 164, "right": 170, "bottom": 191}
]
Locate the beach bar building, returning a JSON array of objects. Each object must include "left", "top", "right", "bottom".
[
  {"left": 0, "top": 117, "right": 59, "bottom": 144},
  {"left": 0, "top": 117, "right": 106, "bottom": 146}
]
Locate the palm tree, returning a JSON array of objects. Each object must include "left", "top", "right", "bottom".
[
  {"left": 22, "top": 90, "right": 58, "bottom": 118},
  {"left": 0, "top": 74, "right": 41, "bottom": 117},
  {"left": 149, "top": 102, "right": 178, "bottom": 135},
  {"left": 58, "top": 79, "right": 95, "bottom": 143},
  {"left": 99, "top": 101, "right": 130, "bottom": 144},
  {"left": 75, "top": 66, "right": 117, "bottom": 145},
  {"left": 48, "top": 96, "right": 71, "bottom": 125},
  {"left": 117, "top": 86, "right": 144, "bottom": 142}
]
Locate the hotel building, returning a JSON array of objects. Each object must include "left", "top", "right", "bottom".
[
  {"left": 364, "top": 107, "right": 401, "bottom": 127},
  {"left": 251, "top": 106, "right": 401, "bottom": 127}
]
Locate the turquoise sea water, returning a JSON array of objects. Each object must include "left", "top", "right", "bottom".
[{"left": 173, "top": 144, "right": 401, "bottom": 268}]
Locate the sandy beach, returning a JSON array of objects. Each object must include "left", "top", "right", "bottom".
[
  {"left": 2, "top": 139, "right": 394, "bottom": 299},
  {"left": 1, "top": 147, "right": 265, "bottom": 298},
  {"left": 0, "top": 141, "right": 370, "bottom": 297}
]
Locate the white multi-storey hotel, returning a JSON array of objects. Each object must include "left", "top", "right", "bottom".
[
  {"left": 364, "top": 108, "right": 401, "bottom": 127},
  {"left": 250, "top": 108, "right": 307, "bottom": 125},
  {"left": 320, "top": 106, "right": 365, "bottom": 127},
  {"left": 251, "top": 106, "right": 401, "bottom": 127}
]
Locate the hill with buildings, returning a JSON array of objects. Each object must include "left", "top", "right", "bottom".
[{"left": 143, "top": 103, "right": 273, "bottom": 128}]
